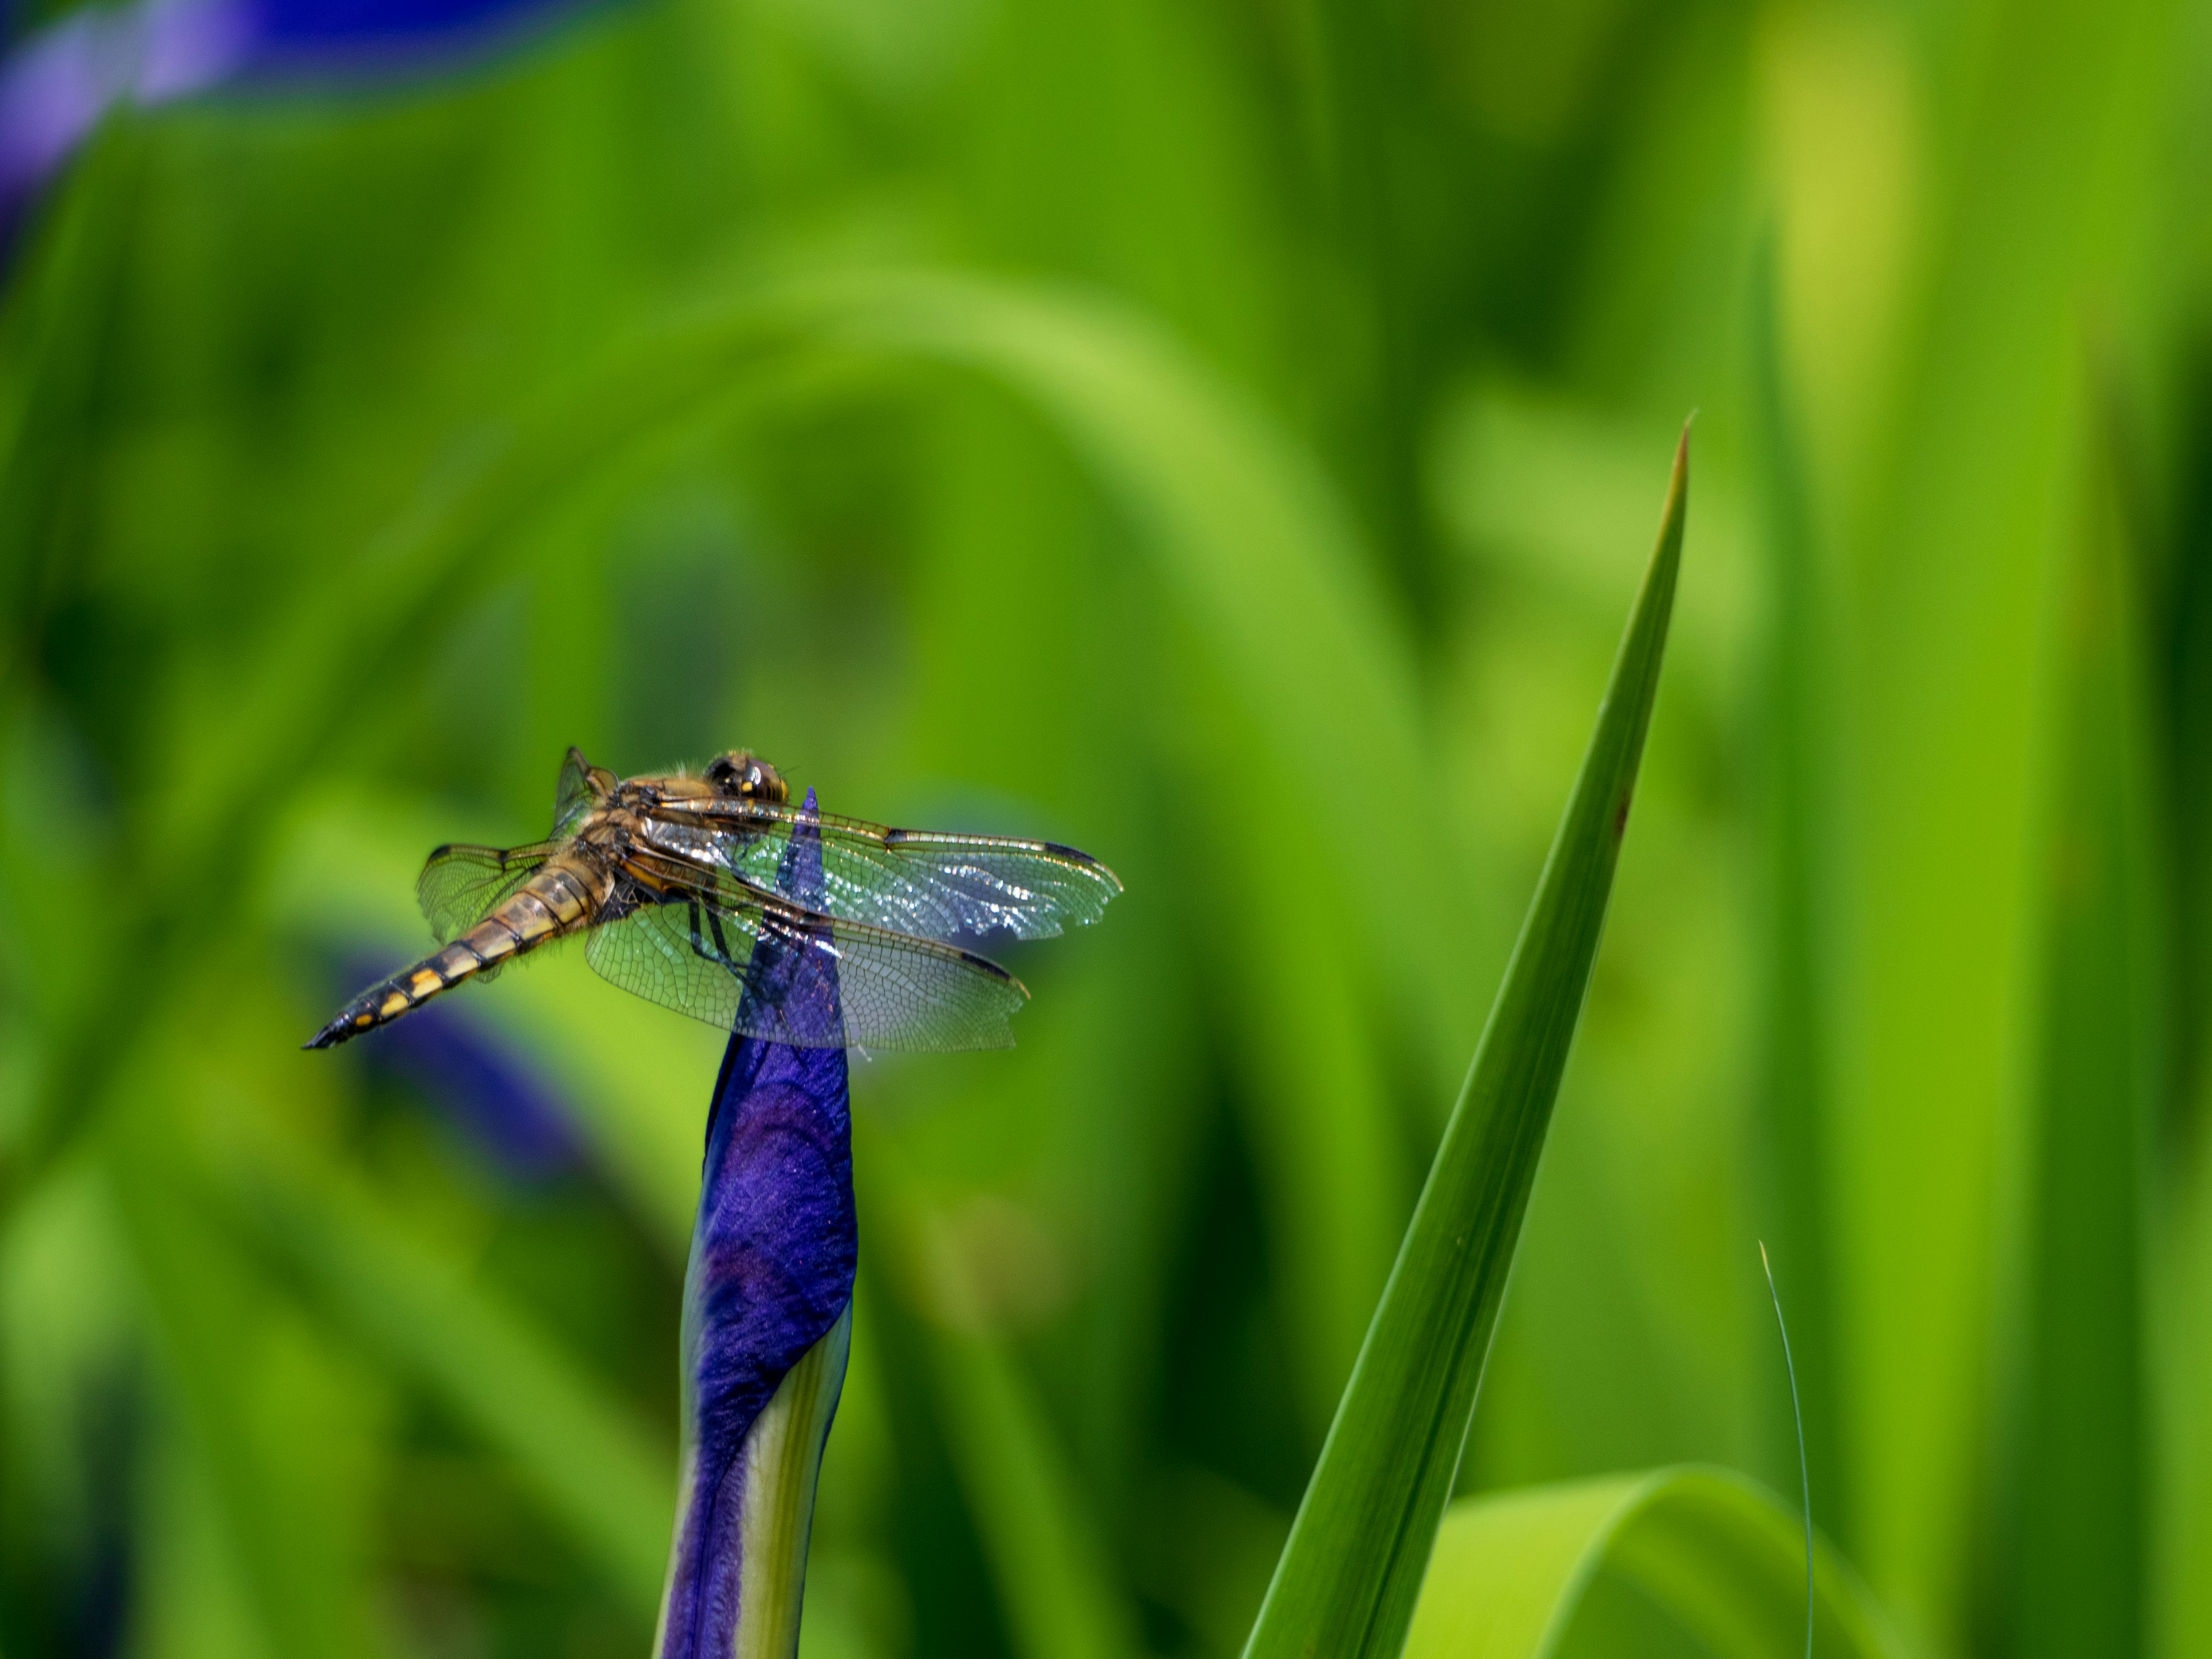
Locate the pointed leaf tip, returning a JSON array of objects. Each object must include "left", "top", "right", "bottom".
[
  {"left": 1662, "top": 422, "right": 1690, "bottom": 559},
  {"left": 1236, "top": 433, "right": 1687, "bottom": 1659}
]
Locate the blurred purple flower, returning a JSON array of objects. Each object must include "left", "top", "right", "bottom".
[
  {"left": 344, "top": 961, "right": 585, "bottom": 1182},
  {"left": 656, "top": 787, "right": 857, "bottom": 1659},
  {"left": 0, "top": 0, "right": 599, "bottom": 241}
]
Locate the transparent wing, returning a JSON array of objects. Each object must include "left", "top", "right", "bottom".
[
  {"left": 553, "top": 747, "right": 615, "bottom": 835},
  {"left": 582, "top": 879, "right": 1028, "bottom": 1051},
  {"left": 642, "top": 798, "right": 1122, "bottom": 942},
  {"left": 416, "top": 842, "right": 554, "bottom": 943}
]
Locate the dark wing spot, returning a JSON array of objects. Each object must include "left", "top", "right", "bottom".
[{"left": 953, "top": 945, "right": 1022, "bottom": 987}]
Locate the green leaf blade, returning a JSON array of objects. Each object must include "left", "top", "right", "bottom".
[
  {"left": 2001, "top": 403, "right": 2155, "bottom": 1659},
  {"left": 1240, "top": 430, "right": 1690, "bottom": 1659},
  {"left": 1403, "top": 1466, "right": 1903, "bottom": 1659}
]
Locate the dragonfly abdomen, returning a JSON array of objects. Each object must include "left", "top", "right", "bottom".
[
  {"left": 304, "top": 858, "right": 605, "bottom": 1048},
  {"left": 304, "top": 942, "right": 488, "bottom": 1048}
]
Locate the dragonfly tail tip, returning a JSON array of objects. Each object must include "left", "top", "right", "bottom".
[{"left": 304, "top": 1018, "right": 351, "bottom": 1051}]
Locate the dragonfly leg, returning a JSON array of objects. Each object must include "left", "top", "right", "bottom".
[{"left": 688, "top": 898, "right": 743, "bottom": 975}]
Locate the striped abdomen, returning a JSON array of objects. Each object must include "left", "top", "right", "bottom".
[{"left": 305, "top": 855, "right": 609, "bottom": 1048}]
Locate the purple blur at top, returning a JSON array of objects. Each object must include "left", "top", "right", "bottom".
[
  {"left": 0, "top": 0, "right": 605, "bottom": 240},
  {"left": 656, "top": 788, "right": 858, "bottom": 1658},
  {"left": 237, "top": 0, "right": 600, "bottom": 78}
]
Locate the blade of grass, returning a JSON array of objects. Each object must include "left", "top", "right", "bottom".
[
  {"left": 1400, "top": 1467, "right": 1901, "bottom": 1659},
  {"left": 1831, "top": 0, "right": 2175, "bottom": 1629},
  {"left": 1238, "top": 429, "right": 1687, "bottom": 1659},
  {"left": 2000, "top": 388, "right": 2154, "bottom": 1659},
  {"left": 1759, "top": 1242, "right": 1813, "bottom": 1659},
  {"left": 1745, "top": 236, "right": 1851, "bottom": 1548}
]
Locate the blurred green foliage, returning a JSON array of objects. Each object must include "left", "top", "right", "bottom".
[{"left": 2, "top": 0, "right": 2210, "bottom": 1653}]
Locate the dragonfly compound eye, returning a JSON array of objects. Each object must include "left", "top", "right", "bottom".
[
  {"left": 753, "top": 761, "right": 789, "bottom": 804},
  {"left": 707, "top": 751, "right": 787, "bottom": 802}
]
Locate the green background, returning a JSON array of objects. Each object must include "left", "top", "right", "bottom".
[{"left": 2, "top": 0, "right": 2207, "bottom": 1653}]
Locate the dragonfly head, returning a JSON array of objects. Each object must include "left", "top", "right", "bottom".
[{"left": 705, "top": 750, "right": 789, "bottom": 804}]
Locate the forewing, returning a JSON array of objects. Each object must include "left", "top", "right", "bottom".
[
  {"left": 553, "top": 747, "right": 613, "bottom": 835},
  {"left": 647, "top": 798, "right": 1121, "bottom": 941},
  {"left": 416, "top": 843, "right": 552, "bottom": 943},
  {"left": 582, "top": 887, "right": 1028, "bottom": 1051}
]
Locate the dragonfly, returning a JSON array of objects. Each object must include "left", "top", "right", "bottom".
[{"left": 306, "top": 748, "right": 1121, "bottom": 1052}]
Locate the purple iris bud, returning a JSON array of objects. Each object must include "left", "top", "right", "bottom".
[
  {"left": 0, "top": 0, "right": 600, "bottom": 244},
  {"left": 656, "top": 788, "right": 858, "bottom": 1659}
]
